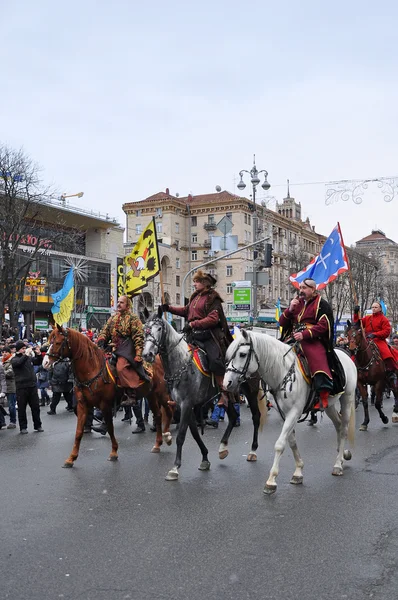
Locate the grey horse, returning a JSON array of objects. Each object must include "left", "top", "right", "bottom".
[{"left": 142, "top": 307, "right": 266, "bottom": 481}]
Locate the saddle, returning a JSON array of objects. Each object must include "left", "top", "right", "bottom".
[
  {"left": 187, "top": 344, "right": 211, "bottom": 377},
  {"left": 105, "top": 357, "right": 153, "bottom": 388}
]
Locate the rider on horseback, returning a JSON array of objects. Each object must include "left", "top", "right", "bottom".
[
  {"left": 161, "top": 269, "right": 233, "bottom": 408},
  {"left": 279, "top": 278, "right": 342, "bottom": 411},
  {"left": 353, "top": 301, "right": 397, "bottom": 386},
  {"left": 97, "top": 295, "right": 150, "bottom": 406}
]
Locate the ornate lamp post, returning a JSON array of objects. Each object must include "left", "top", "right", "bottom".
[{"left": 237, "top": 155, "right": 270, "bottom": 320}]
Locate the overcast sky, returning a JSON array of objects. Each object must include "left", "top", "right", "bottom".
[{"left": 2, "top": 0, "right": 398, "bottom": 246}]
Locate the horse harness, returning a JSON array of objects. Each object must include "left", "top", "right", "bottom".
[
  {"left": 349, "top": 329, "right": 382, "bottom": 373},
  {"left": 47, "top": 328, "right": 109, "bottom": 394}
]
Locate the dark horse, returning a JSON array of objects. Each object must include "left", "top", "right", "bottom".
[
  {"left": 142, "top": 308, "right": 266, "bottom": 481},
  {"left": 43, "top": 326, "right": 174, "bottom": 467},
  {"left": 346, "top": 320, "right": 394, "bottom": 431}
]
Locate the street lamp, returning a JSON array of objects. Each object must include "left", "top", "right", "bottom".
[{"left": 237, "top": 155, "right": 271, "bottom": 321}]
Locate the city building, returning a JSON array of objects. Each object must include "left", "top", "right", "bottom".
[
  {"left": 123, "top": 187, "right": 325, "bottom": 325},
  {"left": 355, "top": 229, "right": 398, "bottom": 277},
  {"left": 17, "top": 198, "right": 124, "bottom": 332}
]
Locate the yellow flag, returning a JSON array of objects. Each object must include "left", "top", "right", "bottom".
[
  {"left": 51, "top": 267, "right": 75, "bottom": 325},
  {"left": 124, "top": 218, "right": 160, "bottom": 296}
]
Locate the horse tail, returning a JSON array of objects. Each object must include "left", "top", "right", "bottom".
[
  {"left": 347, "top": 396, "right": 355, "bottom": 448},
  {"left": 258, "top": 382, "right": 268, "bottom": 431}
]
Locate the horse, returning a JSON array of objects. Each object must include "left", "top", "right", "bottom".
[
  {"left": 223, "top": 329, "right": 357, "bottom": 495},
  {"left": 142, "top": 308, "right": 267, "bottom": 481},
  {"left": 42, "top": 326, "right": 174, "bottom": 467},
  {"left": 346, "top": 319, "right": 396, "bottom": 430}
]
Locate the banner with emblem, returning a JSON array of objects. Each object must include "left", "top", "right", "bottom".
[{"left": 124, "top": 218, "right": 160, "bottom": 296}]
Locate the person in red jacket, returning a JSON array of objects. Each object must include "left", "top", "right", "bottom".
[{"left": 353, "top": 302, "right": 397, "bottom": 376}]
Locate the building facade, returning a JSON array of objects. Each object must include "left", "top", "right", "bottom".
[
  {"left": 123, "top": 188, "right": 325, "bottom": 324},
  {"left": 16, "top": 198, "right": 124, "bottom": 332}
]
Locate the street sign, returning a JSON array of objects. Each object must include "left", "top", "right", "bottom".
[
  {"left": 217, "top": 216, "right": 233, "bottom": 236},
  {"left": 211, "top": 235, "right": 238, "bottom": 252},
  {"left": 244, "top": 272, "right": 269, "bottom": 286},
  {"left": 232, "top": 281, "right": 252, "bottom": 288},
  {"left": 233, "top": 286, "right": 251, "bottom": 312}
]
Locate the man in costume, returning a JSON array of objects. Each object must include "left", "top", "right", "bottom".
[
  {"left": 279, "top": 278, "right": 340, "bottom": 410},
  {"left": 97, "top": 295, "right": 149, "bottom": 407},
  {"left": 354, "top": 301, "right": 397, "bottom": 385},
  {"left": 161, "top": 269, "right": 233, "bottom": 408}
]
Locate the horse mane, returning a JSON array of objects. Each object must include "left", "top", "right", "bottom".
[{"left": 66, "top": 329, "right": 104, "bottom": 367}]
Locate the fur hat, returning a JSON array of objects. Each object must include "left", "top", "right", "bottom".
[{"left": 192, "top": 269, "right": 217, "bottom": 287}]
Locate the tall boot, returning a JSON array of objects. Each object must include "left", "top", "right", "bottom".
[
  {"left": 215, "top": 374, "right": 230, "bottom": 408},
  {"left": 314, "top": 390, "right": 329, "bottom": 410}
]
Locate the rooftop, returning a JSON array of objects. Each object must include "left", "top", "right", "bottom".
[
  {"left": 123, "top": 189, "right": 248, "bottom": 210},
  {"left": 356, "top": 229, "right": 397, "bottom": 245}
]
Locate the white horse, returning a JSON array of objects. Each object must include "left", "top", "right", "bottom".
[{"left": 224, "top": 329, "right": 357, "bottom": 495}]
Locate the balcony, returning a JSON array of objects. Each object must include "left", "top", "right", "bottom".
[
  {"left": 203, "top": 239, "right": 211, "bottom": 248},
  {"left": 204, "top": 222, "right": 217, "bottom": 231}
]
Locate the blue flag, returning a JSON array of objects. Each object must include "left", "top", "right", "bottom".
[
  {"left": 290, "top": 224, "right": 349, "bottom": 290},
  {"left": 379, "top": 298, "right": 387, "bottom": 316},
  {"left": 51, "top": 267, "right": 75, "bottom": 325}
]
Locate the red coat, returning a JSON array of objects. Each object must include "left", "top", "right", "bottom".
[{"left": 354, "top": 312, "right": 394, "bottom": 361}]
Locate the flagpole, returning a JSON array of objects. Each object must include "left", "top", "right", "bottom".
[{"left": 337, "top": 222, "right": 359, "bottom": 310}]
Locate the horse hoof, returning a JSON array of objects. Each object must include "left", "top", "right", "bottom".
[
  {"left": 219, "top": 449, "right": 229, "bottom": 460},
  {"left": 62, "top": 462, "right": 74, "bottom": 469},
  {"left": 151, "top": 446, "right": 161, "bottom": 453},
  {"left": 392, "top": 414, "right": 398, "bottom": 424},
  {"left": 165, "top": 468, "right": 179, "bottom": 481},
  {"left": 343, "top": 450, "right": 352, "bottom": 461},
  {"left": 382, "top": 415, "right": 389, "bottom": 425},
  {"left": 263, "top": 483, "right": 277, "bottom": 495},
  {"left": 198, "top": 460, "right": 211, "bottom": 471},
  {"left": 290, "top": 475, "right": 303, "bottom": 485},
  {"left": 247, "top": 452, "right": 257, "bottom": 462},
  {"left": 359, "top": 424, "right": 368, "bottom": 431},
  {"left": 108, "top": 455, "right": 118, "bottom": 462},
  {"left": 162, "top": 433, "right": 173, "bottom": 446},
  {"left": 332, "top": 467, "right": 343, "bottom": 476}
]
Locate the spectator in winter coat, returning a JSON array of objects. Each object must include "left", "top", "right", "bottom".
[
  {"left": 0, "top": 361, "right": 8, "bottom": 430},
  {"left": 11, "top": 341, "right": 43, "bottom": 434},
  {"left": 32, "top": 345, "right": 50, "bottom": 406},
  {"left": 2, "top": 347, "right": 17, "bottom": 428},
  {"left": 47, "top": 358, "right": 74, "bottom": 415}
]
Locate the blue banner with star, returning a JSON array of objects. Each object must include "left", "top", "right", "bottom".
[{"left": 289, "top": 223, "right": 349, "bottom": 290}]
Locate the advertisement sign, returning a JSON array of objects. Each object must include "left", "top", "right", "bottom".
[
  {"left": 35, "top": 318, "right": 49, "bottom": 331},
  {"left": 233, "top": 286, "right": 251, "bottom": 311}
]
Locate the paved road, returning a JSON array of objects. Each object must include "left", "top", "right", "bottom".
[{"left": 1, "top": 399, "right": 398, "bottom": 600}]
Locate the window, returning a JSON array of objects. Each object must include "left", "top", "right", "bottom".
[
  {"left": 227, "top": 302, "right": 233, "bottom": 314},
  {"left": 191, "top": 250, "right": 197, "bottom": 261},
  {"left": 226, "top": 212, "right": 232, "bottom": 220},
  {"left": 226, "top": 284, "right": 232, "bottom": 294},
  {"left": 175, "top": 223, "right": 180, "bottom": 234},
  {"left": 88, "top": 287, "right": 111, "bottom": 307},
  {"left": 156, "top": 207, "right": 162, "bottom": 217},
  {"left": 135, "top": 209, "right": 142, "bottom": 217},
  {"left": 208, "top": 215, "right": 215, "bottom": 224},
  {"left": 176, "top": 258, "right": 180, "bottom": 269},
  {"left": 135, "top": 224, "right": 142, "bottom": 235},
  {"left": 248, "top": 214, "right": 251, "bottom": 225},
  {"left": 156, "top": 222, "right": 162, "bottom": 234},
  {"left": 176, "top": 293, "right": 181, "bottom": 304},
  {"left": 244, "top": 214, "right": 247, "bottom": 224},
  {"left": 175, "top": 239, "right": 179, "bottom": 251},
  {"left": 191, "top": 216, "right": 197, "bottom": 227},
  {"left": 176, "top": 275, "right": 180, "bottom": 287},
  {"left": 192, "top": 233, "right": 197, "bottom": 243},
  {"left": 226, "top": 265, "right": 233, "bottom": 277}
]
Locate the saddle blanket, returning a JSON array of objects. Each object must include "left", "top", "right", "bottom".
[
  {"left": 292, "top": 347, "right": 311, "bottom": 386},
  {"left": 105, "top": 359, "right": 153, "bottom": 387},
  {"left": 188, "top": 344, "right": 210, "bottom": 377}
]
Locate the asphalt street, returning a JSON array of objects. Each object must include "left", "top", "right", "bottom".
[{"left": 1, "top": 398, "right": 398, "bottom": 600}]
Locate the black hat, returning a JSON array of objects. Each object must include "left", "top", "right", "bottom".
[{"left": 15, "top": 341, "right": 26, "bottom": 351}]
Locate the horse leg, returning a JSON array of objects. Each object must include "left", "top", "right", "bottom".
[
  {"left": 358, "top": 382, "right": 370, "bottom": 431},
  {"left": 244, "top": 382, "right": 261, "bottom": 462},
  {"left": 325, "top": 397, "right": 352, "bottom": 476},
  {"left": 391, "top": 377, "right": 398, "bottom": 423},
  {"left": 188, "top": 413, "right": 210, "bottom": 472},
  {"left": 147, "top": 392, "right": 163, "bottom": 453},
  {"left": 374, "top": 381, "right": 389, "bottom": 425},
  {"left": 166, "top": 401, "right": 190, "bottom": 481},
  {"left": 264, "top": 410, "right": 300, "bottom": 495},
  {"left": 161, "top": 404, "right": 174, "bottom": 446},
  {"left": 287, "top": 429, "right": 304, "bottom": 485},
  {"left": 63, "top": 395, "right": 88, "bottom": 468},
  {"left": 218, "top": 399, "right": 238, "bottom": 460},
  {"left": 102, "top": 407, "right": 118, "bottom": 462}
]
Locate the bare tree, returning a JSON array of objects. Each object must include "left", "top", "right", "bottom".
[
  {"left": 0, "top": 144, "right": 83, "bottom": 336},
  {"left": 322, "top": 275, "right": 351, "bottom": 323},
  {"left": 346, "top": 247, "right": 379, "bottom": 315},
  {"left": 384, "top": 276, "right": 398, "bottom": 328}
]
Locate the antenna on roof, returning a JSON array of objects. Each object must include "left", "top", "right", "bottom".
[{"left": 286, "top": 179, "right": 290, "bottom": 199}]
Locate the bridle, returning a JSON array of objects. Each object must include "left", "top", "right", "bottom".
[
  {"left": 46, "top": 329, "right": 71, "bottom": 364},
  {"left": 347, "top": 325, "right": 380, "bottom": 371},
  {"left": 144, "top": 317, "right": 184, "bottom": 356},
  {"left": 225, "top": 336, "right": 260, "bottom": 382}
]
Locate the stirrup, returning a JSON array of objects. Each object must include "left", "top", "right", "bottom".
[{"left": 120, "top": 390, "right": 137, "bottom": 407}]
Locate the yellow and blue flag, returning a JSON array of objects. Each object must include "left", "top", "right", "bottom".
[
  {"left": 51, "top": 267, "right": 74, "bottom": 325},
  {"left": 275, "top": 297, "right": 281, "bottom": 323},
  {"left": 379, "top": 298, "right": 387, "bottom": 316}
]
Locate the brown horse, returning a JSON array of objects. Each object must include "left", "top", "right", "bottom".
[
  {"left": 346, "top": 319, "right": 392, "bottom": 431},
  {"left": 43, "top": 326, "right": 174, "bottom": 467}
]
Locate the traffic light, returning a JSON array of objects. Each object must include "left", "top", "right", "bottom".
[{"left": 264, "top": 243, "right": 273, "bottom": 267}]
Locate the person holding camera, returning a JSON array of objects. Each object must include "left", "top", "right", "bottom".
[{"left": 11, "top": 341, "right": 43, "bottom": 434}]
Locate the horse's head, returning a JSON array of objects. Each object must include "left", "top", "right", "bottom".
[
  {"left": 42, "top": 325, "right": 71, "bottom": 369},
  {"left": 224, "top": 329, "right": 259, "bottom": 391},
  {"left": 346, "top": 319, "right": 364, "bottom": 354},
  {"left": 142, "top": 306, "right": 165, "bottom": 363}
]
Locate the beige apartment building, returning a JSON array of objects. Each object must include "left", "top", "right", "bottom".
[{"left": 122, "top": 188, "right": 325, "bottom": 324}]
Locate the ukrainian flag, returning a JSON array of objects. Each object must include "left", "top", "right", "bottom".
[
  {"left": 275, "top": 298, "right": 282, "bottom": 335},
  {"left": 51, "top": 267, "right": 74, "bottom": 325}
]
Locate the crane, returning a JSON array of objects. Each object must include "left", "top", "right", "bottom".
[{"left": 60, "top": 192, "right": 84, "bottom": 201}]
